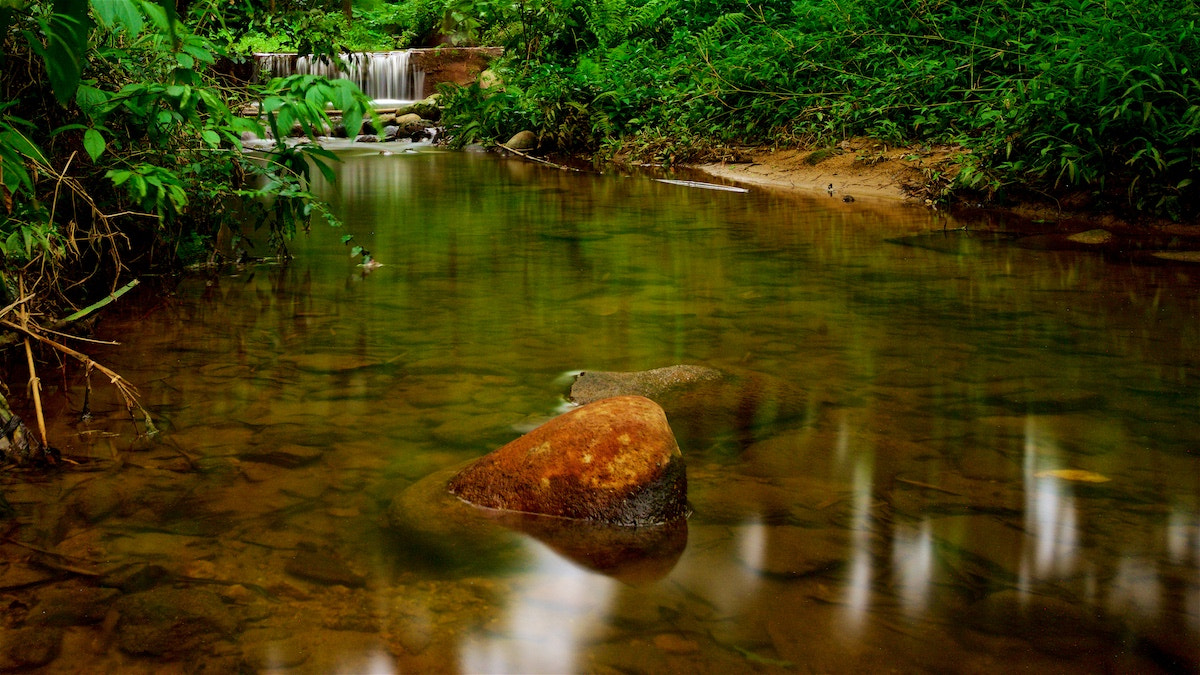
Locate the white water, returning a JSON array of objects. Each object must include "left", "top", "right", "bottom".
[{"left": 255, "top": 50, "right": 427, "bottom": 103}]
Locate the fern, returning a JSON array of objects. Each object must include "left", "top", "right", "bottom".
[{"left": 693, "top": 12, "right": 749, "bottom": 53}]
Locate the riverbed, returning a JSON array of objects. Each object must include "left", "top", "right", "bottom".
[{"left": 3, "top": 147, "right": 1198, "bottom": 673}]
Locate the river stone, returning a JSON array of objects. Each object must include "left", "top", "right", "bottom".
[
  {"left": 447, "top": 395, "right": 688, "bottom": 527},
  {"left": 0, "top": 626, "right": 62, "bottom": 670},
  {"left": 29, "top": 585, "right": 121, "bottom": 626},
  {"left": 115, "top": 587, "right": 237, "bottom": 657},
  {"left": 956, "top": 589, "right": 1115, "bottom": 658},
  {"left": 1067, "top": 229, "right": 1113, "bottom": 245},
  {"left": 568, "top": 364, "right": 813, "bottom": 445},
  {"left": 569, "top": 365, "right": 724, "bottom": 402},
  {"left": 478, "top": 69, "right": 503, "bottom": 90},
  {"left": 506, "top": 130, "right": 536, "bottom": 150},
  {"left": 284, "top": 548, "right": 367, "bottom": 588}
]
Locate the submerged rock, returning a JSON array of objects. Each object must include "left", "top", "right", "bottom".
[
  {"left": 0, "top": 626, "right": 62, "bottom": 670},
  {"left": 115, "top": 587, "right": 237, "bottom": 657},
  {"left": 284, "top": 548, "right": 367, "bottom": 588},
  {"left": 448, "top": 395, "right": 688, "bottom": 527},
  {"left": 29, "top": 586, "right": 121, "bottom": 626}
]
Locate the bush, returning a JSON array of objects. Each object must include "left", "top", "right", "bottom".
[{"left": 438, "top": 0, "right": 1200, "bottom": 218}]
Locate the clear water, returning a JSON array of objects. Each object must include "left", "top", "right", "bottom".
[{"left": 9, "top": 148, "right": 1200, "bottom": 673}]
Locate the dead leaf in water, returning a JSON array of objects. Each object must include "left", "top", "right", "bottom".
[{"left": 1034, "top": 469, "right": 1111, "bottom": 483}]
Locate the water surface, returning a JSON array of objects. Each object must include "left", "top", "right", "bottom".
[{"left": 8, "top": 149, "right": 1200, "bottom": 673}]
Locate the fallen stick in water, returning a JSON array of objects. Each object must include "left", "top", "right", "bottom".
[
  {"left": 497, "top": 144, "right": 584, "bottom": 172},
  {"left": 654, "top": 178, "right": 749, "bottom": 193}
]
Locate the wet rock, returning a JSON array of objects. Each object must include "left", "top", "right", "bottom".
[
  {"left": 1138, "top": 624, "right": 1200, "bottom": 674},
  {"left": 114, "top": 587, "right": 237, "bottom": 657},
  {"left": 284, "top": 548, "right": 367, "bottom": 588},
  {"left": 1149, "top": 250, "right": 1200, "bottom": 264},
  {"left": 100, "top": 563, "right": 169, "bottom": 593},
  {"left": 568, "top": 364, "right": 814, "bottom": 446},
  {"left": 505, "top": 130, "right": 536, "bottom": 150},
  {"left": 390, "top": 464, "right": 686, "bottom": 581},
  {"left": 29, "top": 585, "right": 120, "bottom": 626},
  {"left": 1017, "top": 231, "right": 1123, "bottom": 252},
  {"left": 0, "top": 626, "right": 62, "bottom": 670},
  {"left": 736, "top": 526, "right": 848, "bottom": 579},
  {"left": 0, "top": 563, "right": 59, "bottom": 590},
  {"left": 242, "top": 636, "right": 310, "bottom": 670},
  {"left": 980, "top": 390, "right": 1106, "bottom": 415},
  {"left": 448, "top": 396, "right": 688, "bottom": 527},
  {"left": 957, "top": 589, "right": 1115, "bottom": 659},
  {"left": 394, "top": 101, "right": 441, "bottom": 121},
  {"left": 569, "top": 365, "right": 724, "bottom": 402},
  {"left": 240, "top": 444, "right": 324, "bottom": 468},
  {"left": 395, "top": 113, "right": 422, "bottom": 128},
  {"left": 355, "top": 134, "right": 379, "bottom": 143},
  {"left": 1067, "top": 229, "right": 1113, "bottom": 245}
]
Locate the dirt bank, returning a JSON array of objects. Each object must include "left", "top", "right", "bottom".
[
  {"left": 694, "top": 141, "right": 1200, "bottom": 244},
  {"left": 695, "top": 139, "right": 956, "bottom": 203}
]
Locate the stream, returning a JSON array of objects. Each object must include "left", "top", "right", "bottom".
[{"left": 2, "top": 147, "right": 1199, "bottom": 673}]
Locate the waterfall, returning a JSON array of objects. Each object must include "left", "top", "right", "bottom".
[{"left": 255, "top": 51, "right": 427, "bottom": 104}]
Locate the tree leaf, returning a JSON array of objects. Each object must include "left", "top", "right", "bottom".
[
  {"left": 1034, "top": 469, "right": 1111, "bottom": 483},
  {"left": 83, "top": 128, "right": 106, "bottom": 161},
  {"left": 91, "top": 0, "right": 143, "bottom": 34}
]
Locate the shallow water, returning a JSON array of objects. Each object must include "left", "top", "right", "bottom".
[{"left": 4, "top": 149, "right": 1200, "bottom": 673}]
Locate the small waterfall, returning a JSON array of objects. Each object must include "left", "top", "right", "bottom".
[{"left": 255, "top": 51, "right": 427, "bottom": 104}]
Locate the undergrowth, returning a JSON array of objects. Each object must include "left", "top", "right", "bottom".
[{"left": 436, "top": 0, "right": 1200, "bottom": 219}]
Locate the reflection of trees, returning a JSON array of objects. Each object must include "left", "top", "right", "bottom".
[{"left": 53, "top": 151, "right": 1200, "bottom": 671}]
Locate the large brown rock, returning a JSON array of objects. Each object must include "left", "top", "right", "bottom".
[{"left": 447, "top": 395, "right": 688, "bottom": 527}]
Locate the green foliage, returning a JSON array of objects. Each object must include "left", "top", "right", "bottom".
[
  {"left": 1, "top": 0, "right": 371, "bottom": 313},
  {"left": 439, "top": 0, "right": 1200, "bottom": 218}
]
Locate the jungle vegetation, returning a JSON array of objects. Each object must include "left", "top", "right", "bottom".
[
  {"left": 0, "top": 0, "right": 372, "bottom": 453},
  {"left": 433, "top": 0, "right": 1200, "bottom": 220}
]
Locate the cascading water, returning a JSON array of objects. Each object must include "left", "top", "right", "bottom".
[{"left": 255, "top": 51, "right": 427, "bottom": 105}]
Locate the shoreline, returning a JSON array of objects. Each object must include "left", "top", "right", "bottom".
[{"left": 690, "top": 144, "right": 1200, "bottom": 242}]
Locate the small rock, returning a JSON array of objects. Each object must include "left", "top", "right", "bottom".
[
  {"left": 1066, "top": 229, "right": 1113, "bottom": 245},
  {"left": 957, "top": 589, "right": 1114, "bottom": 659},
  {"left": 29, "top": 586, "right": 120, "bottom": 626},
  {"left": 0, "top": 626, "right": 62, "bottom": 670},
  {"left": 284, "top": 549, "right": 367, "bottom": 588},
  {"left": 736, "top": 526, "right": 847, "bottom": 578},
  {"left": 653, "top": 632, "right": 700, "bottom": 653},
  {"left": 100, "top": 563, "right": 168, "bottom": 594},
  {"left": 240, "top": 444, "right": 323, "bottom": 468},
  {"left": 242, "top": 637, "right": 309, "bottom": 670},
  {"left": 506, "top": 130, "right": 536, "bottom": 150},
  {"left": 478, "top": 69, "right": 503, "bottom": 91},
  {"left": 115, "top": 587, "right": 237, "bottom": 657},
  {"left": 569, "top": 365, "right": 723, "bottom": 403},
  {"left": 218, "top": 584, "right": 256, "bottom": 605},
  {"left": 1150, "top": 250, "right": 1200, "bottom": 264}
]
